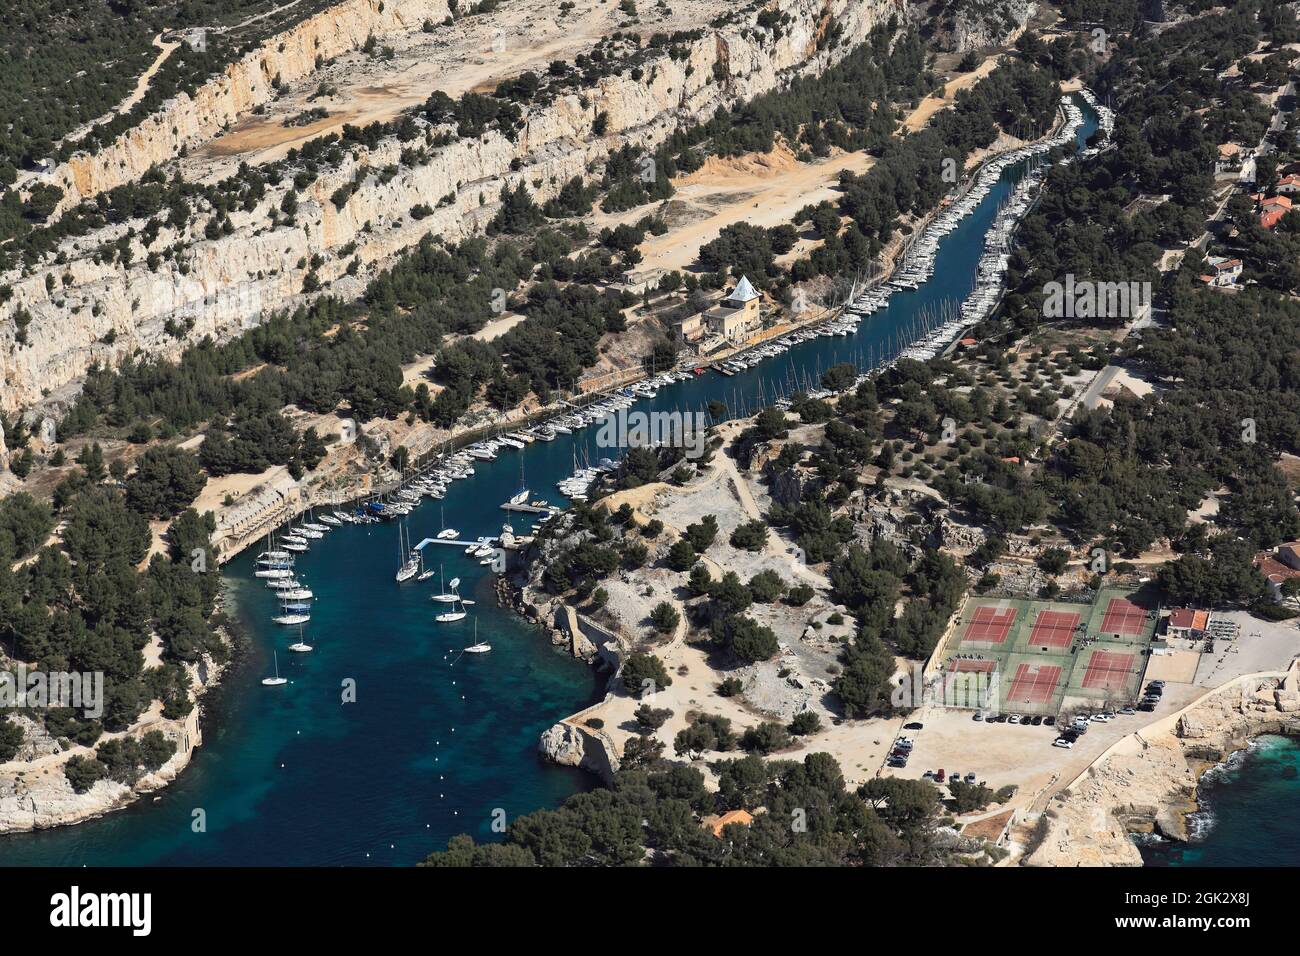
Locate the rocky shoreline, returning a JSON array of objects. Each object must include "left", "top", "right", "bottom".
[
  {"left": 0, "top": 647, "right": 229, "bottom": 835},
  {"left": 496, "top": 568, "right": 628, "bottom": 783},
  {"left": 1022, "top": 662, "right": 1300, "bottom": 866}
]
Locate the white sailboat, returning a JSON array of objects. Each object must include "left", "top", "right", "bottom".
[
  {"left": 395, "top": 522, "right": 419, "bottom": 583},
  {"left": 288, "top": 624, "right": 313, "bottom": 654},
  {"left": 435, "top": 595, "right": 467, "bottom": 623},
  {"left": 416, "top": 548, "right": 436, "bottom": 581},
  {"left": 509, "top": 459, "right": 529, "bottom": 506},
  {"left": 431, "top": 571, "right": 460, "bottom": 603},
  {"left": 436, "top": 505, "right": 458, "bottom": 539},
  {"left": 464, "top": 619, "right": 491, "bottom": 653},
  {"left": 262, "top": 650, "right": 287, "bottom": 686}
]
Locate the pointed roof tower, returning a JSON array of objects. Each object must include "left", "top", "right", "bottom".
[{"left": 725, "top": 275, "right": 760, "bottom": 304}]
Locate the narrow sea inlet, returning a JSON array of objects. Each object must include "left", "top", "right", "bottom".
[{"left": 0, "top": 101, "right": 1099, "bottom": 866}]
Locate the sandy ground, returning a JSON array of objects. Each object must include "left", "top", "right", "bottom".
[
  {"left": 470, "top": 312, "right": 527, "bottom": 342},
  {"left": 598, "top": 53, "right": 1005, "bottom": 280},
  {"left": 1145, "top": 649, "right": 1202, "bottom": 684},
  {"left": 120, "top": 35, "right": 182, "bottom": 119},
  {"left": 608, "top": 144, "right": 879, "bottom": 279},
  {"left": 571, "top": 428, "right": 858, "bottom": 776}
]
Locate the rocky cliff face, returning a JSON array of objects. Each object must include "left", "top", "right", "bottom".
[
  {"left": 1, "top": 0, "right": 905, "bottom": 413},
  {"left": 952, "top": 0, "right": 1030, "bottom": 53},
  {"left": 0, "top": 704, "right": 201, "bottom": 834},
  {"left": 1023, "top": 668, "right": 1300, "bottom": 867},
  {"left": 50, "top": 0, "right": 454, "bottom": 211},
  {"left": 538, "top": 720, "right": 621, "bottom": 783}
]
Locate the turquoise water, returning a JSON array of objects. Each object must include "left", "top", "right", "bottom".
[
  {"left": 1141, "top": 735, "right": 1300, "bottom": 867},
  {"left": 0, "top": 102, "right": 1098, "bottom": 866}
]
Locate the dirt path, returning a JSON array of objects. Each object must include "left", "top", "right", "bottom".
[
  {"left": 118, "top": 34, "right": 182, "bottom": 118},
  {"left": 903, "top": 55, "right": 1004, "bottom": 133}
]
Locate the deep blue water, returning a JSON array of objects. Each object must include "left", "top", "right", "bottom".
[
  {"left": 1141, "top": 735, "right": 1300, "bottom": 867},
  {"left": 0, "top": 101, "right": 1099, "bottom": 866}
]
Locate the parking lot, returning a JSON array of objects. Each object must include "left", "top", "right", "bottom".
[{"left": 879, "top": 680, "right": 1206, "bottom": 801}]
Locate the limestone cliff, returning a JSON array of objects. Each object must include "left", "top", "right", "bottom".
[
  {"left": 0, "top": 703, "right": 202, "bottom": 834},
  {"left": 1, "top": 0, "right": 905, "bottom": 413},
  {"left": 539, "top": 720, "right": 621, "bottom": 783},
  {"left": 1023, "top": 665, "right": 1300, "bottom": 867},
  {"left": 49, "top": 0, "right": 454, "bottom": 211},
  {"left": 951, "top": 0, "right": 1030, "bottom": 53}
]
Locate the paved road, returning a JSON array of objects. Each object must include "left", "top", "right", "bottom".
[{"left": 1080, "top": 364, "right": 1123, "bottom": 411}]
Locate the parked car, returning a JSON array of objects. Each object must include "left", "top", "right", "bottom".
[
  {"left": 1090, "top": 713, "right": 1111, "bottom": 723},
  {"left": 921, "top": 770, "right": 935, "bottom": 780},
  {"left": 994, "top": 714, "right": 1009, "bottom": 723},
  {"left": 1138, "top": 702, "right": 1156, "bottom": 712},
  {"left": 1044, "top": 715, "right": 1056, "bottom": 726},
  {"left": 903, "top": 722, "right": 924, "bottom": 731},
  {"left": 935, "top": 769, "right": 946, "bottom": 783},
  {"left": 894, "top": 737, "right": 915, "bottom": 750},
  {"left": 972, "top": 712, "right": 983, "bottom": 722},
  {"left": 887, "top": 756, "right": 908, "bottom": 768},
  {"left": 1030, "top": 715, "right": 1044, "bottom": 726},
  {"left": 1120, "top": 706, "right": 1136, "bottom": 715},
  {"left": 1008, "top": 714, "right": 1022, "bottom": 724},
  {"left": 1148, "top": 680, "right": 1166, "bottom": 689},
  {"left": 1053, "top": 738, "right": 1074, "bottom": 749},
  {"left": 964, "top": 772, "right": 977, "bottom": 784}
]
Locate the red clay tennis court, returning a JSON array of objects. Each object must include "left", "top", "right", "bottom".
[
  {"left": 1007, "top": 663, "right": 1062, "bottom": 704},
  {"left": 962, "top": 605, "right": 1018, "bottom": 644},
  {"left": 1081, "top": 650, "right": 1136, "bottom": 691},
  {"left": 947, "top": 659, "right": 997, "bottom": 674},
  {"left": 1099, "top": 597, "right": 1148, "bottom": 637},
  {"left": 1028, "top": 610, "right": 1080, "bottom": 648}
]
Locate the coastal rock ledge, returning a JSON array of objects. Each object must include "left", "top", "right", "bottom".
[
  {"left": 0, "top": 705, "right": 201, "bottom": 833},
  {"left": 539, "top": 722, "right": 621, "bottom": 784},
  {"left": 1024, "top": 663, "right": 1300, "bottom": 867}
]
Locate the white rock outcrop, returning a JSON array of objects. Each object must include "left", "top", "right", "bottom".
[
  {"left": 1023, "top": 667, "right": 1300, "bottom": 867},
  {"left": 2, "top": 0, "right": 903, "bottom": 412},
  {"left": 0, "top": 705, "right": 201, "bottom": 834}
]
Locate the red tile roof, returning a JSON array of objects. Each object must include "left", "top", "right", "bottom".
[
  {"left": 1168, "top": 608, "right": 1209, "bottom": 630},
  {"left": 709, "top": 809, "right": 754, "bottom": 837}
]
